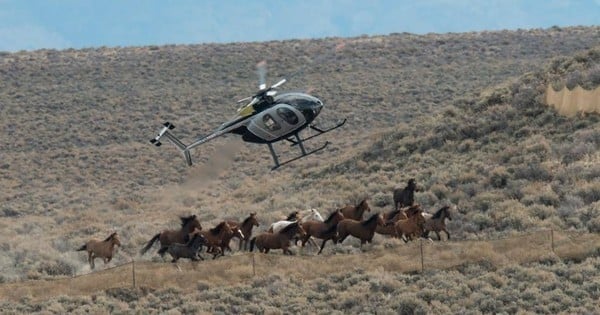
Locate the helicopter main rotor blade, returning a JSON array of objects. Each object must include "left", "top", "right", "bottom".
[
  {"left": 271, "top": 78, "right": 286, "bottom": 89},
  {"left": 256, "top": 60, "right": 267, "bottom": 90}
]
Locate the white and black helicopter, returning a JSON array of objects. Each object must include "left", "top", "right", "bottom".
[{"left": 150, "top": 62, "right": 346, "bottom": 170}]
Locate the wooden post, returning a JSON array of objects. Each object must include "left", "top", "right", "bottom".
[
  {"left": 550, "top": 229, "right": 555, "bottom": 253},
  {"left": 132, "top": 260, "right": 136, "bottom": 288},
  {"left": 252, "top": 254, "right": 256, "bottom": 277},
  {"left": 420, "top": 239, "right": 424, "bottom": 273}
]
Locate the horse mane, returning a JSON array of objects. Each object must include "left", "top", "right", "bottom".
[
  {"left": 324, "top": 210, "right": 340, "bottom": 224},
  {"left": 323, "top": 222, "right": 338, "bottom": 235},
  {"left": 432, "top": 206, "right": 450, "bottom": 219},
  {"left": 103, "top": 232, "right": 117, "bottom": 242},
  {"left": 386, "top": 209, "right": 402, "bottom": 219},
  {"left": 209, "top": 222, "right": 228, "bottom": 235},
  {"left": 242, "top": 214, "right": 254, "bottom": 225},
  {"left": 180, "top": 215, "right": 197, "bottom": 228},
  {"left": 286, "top": 211, "right": 299, "bottom": 221},
  {"left": 280, "top": 221, "right": 299, "bottom": 234},
  {"left": 406, "top": 178, "right": 416, "bottom": 190},
  {"left": 362, "top": 213, "right": 380, "bottom": 226}
]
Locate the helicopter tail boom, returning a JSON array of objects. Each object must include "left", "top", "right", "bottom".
[{"left": 150, "top": 122, "right": 193, "bottom": 166}]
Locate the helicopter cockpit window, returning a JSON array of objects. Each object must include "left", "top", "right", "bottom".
[
  {"left": 263, "top": 114, "right": 281, "bottom": 131},
  {"left": 276, "top": 108, "right": 299, "bottom": 125}
]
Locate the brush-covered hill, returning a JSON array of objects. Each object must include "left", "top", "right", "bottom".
[{"left": 0, "top": 26, "right": 599, "bottom": 313}]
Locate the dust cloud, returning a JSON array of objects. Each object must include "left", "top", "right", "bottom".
[{"left": 545, "top": 85, "right": 600, "bottom": 116}]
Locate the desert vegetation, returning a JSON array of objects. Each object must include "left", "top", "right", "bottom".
[{"left": 0, "top": 26, "right": 599, "bottom": 313}]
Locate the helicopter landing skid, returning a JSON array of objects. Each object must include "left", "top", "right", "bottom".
[
  {"left": 289, "top": 119, "right": 347, "bottom": 146},
  {"left": 269, "top": 140, "right": 329, "bottom": 171}
]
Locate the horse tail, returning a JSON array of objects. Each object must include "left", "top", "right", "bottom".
[
  {"left": 76, "top": 244, "right": 87, "bottom": 251},
  {"left": 140, "top": 233, "right": 161, "bottom": 255},
  {"left": 249, "top": 237, "right": 256, "bottom": 252},
  {"left": 157, "top": 246, "right": 168, "bottom": 256}
]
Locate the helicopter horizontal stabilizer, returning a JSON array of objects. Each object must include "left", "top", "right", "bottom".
[{"left": 150, "top": 122, "right": 193, "bottom": 166}]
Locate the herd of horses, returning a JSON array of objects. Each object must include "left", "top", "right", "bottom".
[{"left": 77, "top": 179, "right": 453, "bottom": 269}]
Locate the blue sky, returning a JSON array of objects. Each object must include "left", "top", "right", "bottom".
[{"left": 0, "top": 0, "right": 598, "bottom": 52}]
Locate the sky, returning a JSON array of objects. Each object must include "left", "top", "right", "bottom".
[{"left": 0, "top": 0, "right": 598, "bottom": 52}]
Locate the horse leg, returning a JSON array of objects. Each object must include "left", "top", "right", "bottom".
[
  {"left": 88, "top": 252, "right": 95, "bottom": 269},
  {"left": 435, "top": 231, "right": 441, "bottom": 241},
  {"left": 171, "top": 257, "right": 179, "bottom": 263},
  {"left": 317, "top": 239, "right": 328, "bottom": 255},
  {"left": 444, "top": 229, "right": 450, "bottom": 240}
]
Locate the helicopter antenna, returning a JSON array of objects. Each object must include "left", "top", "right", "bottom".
[{"left": 256, "top": 60, "right": 267, "bottom": 90}]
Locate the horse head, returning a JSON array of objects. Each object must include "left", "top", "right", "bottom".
[
  {"left": 407, "top": 178, "right": 419, "bottom": 192},
  {"left": 359, "top": 199, "right": 371, "bottom": 213},
  {"left": 250, "top": 213, "right": 260, "bottom": 226},
  {"left": 181, "top": 215, "right": 203, "bottom": 232},
  {"left": 106, "top": 232, "right": 121, "bottom": 247}
]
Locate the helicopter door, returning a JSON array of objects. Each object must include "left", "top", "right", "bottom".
[{"left": 248, "top": 104, "right": 306, "bottom": 142}]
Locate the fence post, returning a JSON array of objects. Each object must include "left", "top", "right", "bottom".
[
  {"left": 550, "top": 229, "right": 555, "bottom": 253},
  {"left": 420, "top": 239, "right": 424, "bottom": 273},
  {"left": 132, "top": 260, "right": 136, "bottom": 288}
]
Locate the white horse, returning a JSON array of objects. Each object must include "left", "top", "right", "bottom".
[
  {"left": 268, "top": 208, "right": 324, "bottom": 233},
  {"left": 268, "top": 209, "right": 324, "bottom": 247}
]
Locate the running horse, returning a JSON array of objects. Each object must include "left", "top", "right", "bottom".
[
  {"left": 77, "top": 232, "right": 121, "bottom": 269},
  {"left": 376, "top": 205, "right": 422, "bottom": 237},
  {"left": 158, "top": 233, "right": 207, "bottom": 263},
  {"left": 336, "top": 213, "right": 384, "bottom": 248},
  {"left": 423, "top": 206, "right": 452, "bottom": 240},
  {"left": 140, "top": 215, "right": 202, "bottom": 257},
  {"left": 250, "top": 221, "right": 306, "bottom": 255},
  {"left": 339, "top": 199, "right": 371, "bottom": 221},
  {"left": 300, "top": 209, "right": 345, "bottom": 254},
  {"left": 394, "top": 206, "right": 427, "bottom": 242},
  {"left": 194, "top": 221, "right": 243, "bottom": 259},
  {"left": 226, "top": 212, "right": 260, "bottom": 251}
]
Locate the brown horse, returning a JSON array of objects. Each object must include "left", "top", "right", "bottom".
[
  {"left": 158, "top": 233, "right": 207, "bottom": 263},
  {"left": 227, "top": 212, "right": 260, "bottom": 251},
  {"left": 194, "top": 222, "right": 240, "bottom": 259},
  {"left": 140, "top": 215, "right": 202, "bottom": 256},
  {"left": 393, "top": 178, "right": 419, "bottom": 210},
  {"left": 376, "top": 205, "right": 423, "bottom": 237},
  {"left": 395, "top": 207, "right": 427, "bottom": 242},
  {"left": 423, "top": 206, "right": 452, "bottom": 240},
  {"left": 77, "top": 232, "right": 121, "bottom": 269},
  {"left": 250, "top": 221, "right": 306, "bottom": 255},
  {"left": 339, "top": 198, "right": 371, "bottom": 221},
  {"left": 336, "top": 213, "right": 384, "bottom": 247},
  {"left": 300, "top": 209, "right": 345, "bottom": 254}
]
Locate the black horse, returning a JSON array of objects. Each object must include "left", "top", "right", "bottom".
[{"left": 393, "top": 178, "right": 419, "bottom": 210}]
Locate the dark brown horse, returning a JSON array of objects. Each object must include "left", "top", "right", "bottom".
[
  {"left": 336, "top": 213, "right": 384, "bottom": 248},
  {"left": 195, "top": 222, "right": 240, "bottom": 259},
  {"left": 339, "top": 198, "right": 371, "bottom": 221},
  {"left": 393, "top": 178, "right": 419, "bottom": 210},
  {"left": 300, "top": 209, "right": 345, "bottom": 254},
  {"left": 250, "top": 221, "right": 306, "bottom": 255},
  {"left": 423, "top": 206, "right": 452, "bottom": 240},
  {"left": 140, "top": 215, "right": 202, "bottom": 257},
  {"left": 226, "top": 212, "right": 260, "bottom": 251},
  {"left": 158, "top": 233, "right": 207, "bottom": 263},
  {"left": 77, "top": 232, "right": 121, "bottom": 269}
]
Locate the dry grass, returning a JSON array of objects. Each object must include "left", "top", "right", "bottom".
[{"left": 1, "top": 229, "right": 598, "bottom": 303}]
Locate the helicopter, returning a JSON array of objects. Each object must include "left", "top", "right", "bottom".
[{"left": 150, "top": 62, "right": 346, "bottom": 170}]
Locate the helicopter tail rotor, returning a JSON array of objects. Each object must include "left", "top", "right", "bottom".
[{"left": 150, "top": 122, "right": 193, "bottom": 166}]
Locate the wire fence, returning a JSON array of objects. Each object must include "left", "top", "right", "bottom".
[{"left": 1, "top": 229, "right": 598, "bottom": 302}]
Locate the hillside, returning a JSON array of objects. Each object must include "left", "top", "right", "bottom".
[{"left": 0, "top": 26, "right": 599, "bottom": 313}]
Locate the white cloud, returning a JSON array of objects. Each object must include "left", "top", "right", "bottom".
[{"left": 0, "top": 25, "right": 71, "bottom": 52}]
